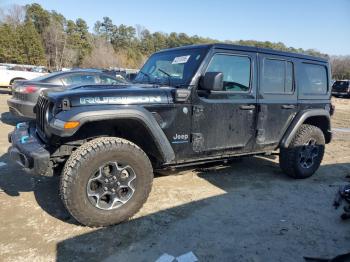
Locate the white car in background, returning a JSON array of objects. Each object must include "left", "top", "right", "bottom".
[{"left": 0, "top": 64, "right": 48, "bottom": 87}]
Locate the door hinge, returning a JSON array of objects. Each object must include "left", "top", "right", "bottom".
[
  {"left": 193, "top": 105, "right": 204, "bottom": 117},
  {"left": 191, "top": 133, "right": 204, "bottom": 152},
  {"left": 256, "top": 129, "right": 265, "bottom": 144}
]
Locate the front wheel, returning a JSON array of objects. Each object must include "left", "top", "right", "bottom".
[
  {"left": 60, "top": 137, "right": 153, "bottom": 227},
  {"left": 280, "top": 124, "right": 325, "bottom": 179}
]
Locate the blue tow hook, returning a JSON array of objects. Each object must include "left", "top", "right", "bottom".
[
  {"left": 16, "top": 122, "right": 26, "bottom": 129},
  {"left": 20, "top": 136, "right": 29, "bottom": 144}
]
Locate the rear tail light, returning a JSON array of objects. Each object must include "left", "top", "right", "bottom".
[{"left": 21, "top": 85, "right": 38, "bottom": 94}]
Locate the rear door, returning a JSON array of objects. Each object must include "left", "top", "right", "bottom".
[{"left": 255, "top": 54, "right": 297, "bottom": 151}]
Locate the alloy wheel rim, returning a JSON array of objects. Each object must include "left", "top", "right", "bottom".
[
  {"left": 86, "top": 161, "right": 136, "bottom": 210},
  {"left": 298, "top": 139, "right": 319, "bottom": 169}
]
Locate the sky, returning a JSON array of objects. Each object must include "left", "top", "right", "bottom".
[{"left": 1, "top": 0, "right": 350, "bottom": 55}]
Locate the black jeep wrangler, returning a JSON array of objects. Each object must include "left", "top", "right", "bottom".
[{"left": 8, "top": 44, "right": 332, "bottom": 227}]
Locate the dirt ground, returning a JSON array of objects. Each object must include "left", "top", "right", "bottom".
[{"left": 0, "top": 91, "right": 349, "bottom": 262}]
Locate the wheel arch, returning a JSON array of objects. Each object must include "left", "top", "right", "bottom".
[
  {"left": 10, "top": 77, "right": 26, "bottom": 85},
  {"left": 53, "top": 106, "right": 175, "bottom": 166},
  {"left": 280, "top": 109, "right": 332, "bottom": 148}
]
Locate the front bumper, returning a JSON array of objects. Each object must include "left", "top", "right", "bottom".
[
  {"left": 332, "top": 91, "right": 350, "bottom": 96},
  {"left": 7, "top": 98, "right": 36, "bottom": 118},
  {"left": 8, "top": 122, "right": 50, "bottom": 175}
]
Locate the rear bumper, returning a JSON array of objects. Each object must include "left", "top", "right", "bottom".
[
  {"left": 7, "top": 98, "right": 35, "bottom": 118},
  {"left": 8, "top": 122, "right": 50, "bottom": 175}
]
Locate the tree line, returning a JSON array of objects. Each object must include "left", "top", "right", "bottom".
[{"left": 0, "top": 3, "right": 349, "bottom": 79}]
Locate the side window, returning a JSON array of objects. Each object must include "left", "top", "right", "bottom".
[
  {"left": 61, "top": 74, "right": 98, "bottom": 85},
  {"left": 261, "top": 58, "right": 294, "bottom": 94},
  {"left": 46, "top": 77, "right": 64, "bottom": 85},
  {"left": 99, "top": 75, "right": 120, "bottom": 84},
  {"left": 80, "top": 74, "right": 98, "bottom": 84},
  {"left": 206, "top": 54, "right": 251, "bottom": 92},
  {"left": 300, "top": 63, "right": 328, "bottom": 94},
  {"left": 59, "top": 76, "right": 71, "bottom": 85}
]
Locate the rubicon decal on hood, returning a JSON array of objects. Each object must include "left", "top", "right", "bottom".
[{"left": 79, "top": 96, "right": 166, "bottom": 105}]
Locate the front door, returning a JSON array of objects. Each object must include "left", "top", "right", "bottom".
[{"left": 191, "top": 51, "right": 257, "bottom": 156}]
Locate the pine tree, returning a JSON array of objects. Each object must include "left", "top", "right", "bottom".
[
  {"left": 18, "top": 21, "right": 46, "bottom": 65},
  {"left": 0, "top": 24, "right": 23, "bottom": 63},
  {"left": 0, "top": 24, "right": 14, "bottom": 62}
]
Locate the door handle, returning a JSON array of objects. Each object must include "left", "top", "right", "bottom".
[
  {"left": 281, "top": 104, "right": 296, "bottom": 109},
  {"left": 239, "top": 105, "right": 255, "bottom": 110}
]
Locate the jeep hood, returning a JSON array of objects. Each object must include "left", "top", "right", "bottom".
[{"left": 42, "top": 83, "right": 175, "bottom": 106}]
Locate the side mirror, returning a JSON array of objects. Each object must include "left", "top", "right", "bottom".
[{"left": 200, "top": 72, "right": 223, "bottom": 91}]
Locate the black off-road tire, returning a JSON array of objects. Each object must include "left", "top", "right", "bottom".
[
  {"left": 60, "top": 137, "right": 153, "bottom": 227},
  {"left": 280, "top": 124, "right": 325, "bottom": 179}
]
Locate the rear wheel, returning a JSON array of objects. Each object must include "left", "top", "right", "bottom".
[
  {"left": 60, "top": 137, "right": 153, "bottom": 227},
  {"left": 280, "top": 124, "right": 325, "bottom": 179}
]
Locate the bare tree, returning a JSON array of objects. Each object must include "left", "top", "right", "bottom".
[
  {"left": 81, "top": 37, "right": 120, "bottom": 68},
  {"left": 135, "top": 24, "right": 145, "bottom": 40},
  {"left": 43, "top": 20, "right": 71, "bottom": 70},
  {"left": 0, "top": 5, "right": 25, "bottom": 26},
  {"left": 0, "top": 8, "right": 4, "bottom": 23},
  {"left": 331, "top": 56, "right": 350, "bottom": 80},
  {"left": 62, "top": 48, "right": 78, "bottom": 68}
]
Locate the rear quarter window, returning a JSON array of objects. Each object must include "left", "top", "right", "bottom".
[{"left": 300, "top": 63, "right": 328, "bottom": 95}]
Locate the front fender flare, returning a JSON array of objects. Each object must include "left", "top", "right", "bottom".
[{"left": 50, "top": 106, "right": 175, "bottom": 163}]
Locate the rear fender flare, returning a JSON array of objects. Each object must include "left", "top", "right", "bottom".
[{"left": 280, "top": 109, "right": 331, "bottom": 148}]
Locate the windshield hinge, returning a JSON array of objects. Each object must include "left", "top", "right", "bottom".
[
  {"left": 62, "top": 98, "right": 71, "bottom": 110},
  {"left": 175, "top": 89, "right": 191, "bottom": 102}
]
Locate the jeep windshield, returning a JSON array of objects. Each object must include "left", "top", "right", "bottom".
[{"left": 134, "top": 48, "right": 207, "bottom": 87}]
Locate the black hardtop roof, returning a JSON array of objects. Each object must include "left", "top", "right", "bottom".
[{"left": 156, "top": 43, "right": 328, "bottom": 63}]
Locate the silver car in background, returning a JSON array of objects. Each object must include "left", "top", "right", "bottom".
[{"left": 7, "top": 69, "right": 126, "bottom": 118}]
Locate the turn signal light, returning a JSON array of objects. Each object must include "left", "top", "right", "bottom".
[{"left": 63, "top": 121, "right": 80, "bottom": 129}]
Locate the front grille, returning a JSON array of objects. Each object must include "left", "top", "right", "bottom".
[{"left": 36, "top": 95, "right": 50, "bottom": 134}]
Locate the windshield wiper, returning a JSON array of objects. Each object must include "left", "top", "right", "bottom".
[
  {"left": 138, "top": 71, "right": 151, "bottom": 83},
  {"left": 157, "top": 68, "right": 171, "bottom": 86}
]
